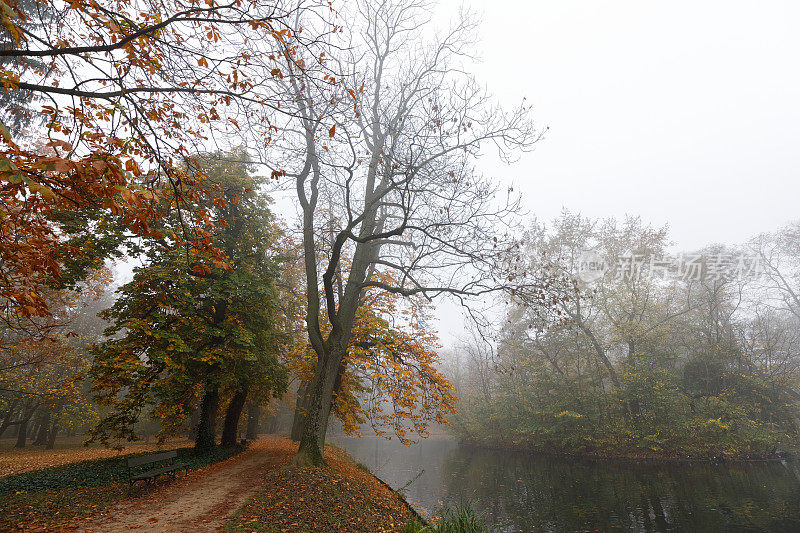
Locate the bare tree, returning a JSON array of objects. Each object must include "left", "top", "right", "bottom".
[
  {"left": 275, "top": 0, "right": 543, "bottom": 465},
  {"left": 751, "top": 222, "right": 800, "bottom": 322}
]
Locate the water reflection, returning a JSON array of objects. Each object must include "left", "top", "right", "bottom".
[{"left": 331, "top": 434, "right": 800, "bottom": 532}]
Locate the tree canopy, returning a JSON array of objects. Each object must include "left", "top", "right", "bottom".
[{"left": 88, "top": 151, "right": 290, "bottom": 448}]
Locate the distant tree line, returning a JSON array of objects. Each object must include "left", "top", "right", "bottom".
[{"left": 452, "top": 212, "right": 800, "bottom": 458}]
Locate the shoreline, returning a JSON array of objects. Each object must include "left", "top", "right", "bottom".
[
  {"left": 457, "top": 438, "right": 795, "bottom": 464},
  {"left": 369, "top": 468, "right": 431, "bottom": 525}
]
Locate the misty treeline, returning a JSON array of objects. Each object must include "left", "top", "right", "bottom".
[
  {"left": 0, "top": 274, "right": 115, "bottom": 448},
  {"left": 450, "top": 212, "right": 800, "bottom": 457}
]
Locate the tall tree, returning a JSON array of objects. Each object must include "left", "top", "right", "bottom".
[
  {"left": 271, "top": 0, "right": 544, "bottom": 465},
  {"left": 89, "top": 151, "right": 289, "bottom": 451}
]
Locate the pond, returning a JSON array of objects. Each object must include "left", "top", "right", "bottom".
[{"left": 330, "top": 434, "right": 800, "bottom": 532}]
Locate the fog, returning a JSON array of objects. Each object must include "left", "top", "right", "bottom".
[{"left": 431, "top": 0, "right": 800, "bottom": 346}]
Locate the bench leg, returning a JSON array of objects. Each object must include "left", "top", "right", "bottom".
[{"left": 129, "top": 479, "right": 145, "bottom": 497}]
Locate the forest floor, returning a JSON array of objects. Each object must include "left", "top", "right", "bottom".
[{"left": 0, "top": 436, "right": 416, "bottom": 532}]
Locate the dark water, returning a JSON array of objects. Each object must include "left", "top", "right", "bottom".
[{"left": 330, "top": 434, "right": 800, "bottom": 532}]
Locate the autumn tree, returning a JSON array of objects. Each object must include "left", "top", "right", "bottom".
[
  {"left": 0, "top": 0, "right": 325, "bottom": 339},
  {"left": 288, "top": 271, "right": 457, "bottom": 445},
  {"left": 0, "top": 338, "right": 90, "bottom": 448},
  {"left": 513, "top": 212, "right": 689, "bottom": 390},
  {"left": 88, "top": 151, "right": 289, "bottom": 451},
  {"left": 0, "top": 0, "right": 52, "bottom": 134},
  {"left": 268, "top": 0, "right": 544, "bottom": 465}
]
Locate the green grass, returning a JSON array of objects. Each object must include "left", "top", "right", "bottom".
[{"left": 402, "top": 503, "right": 490, "bottom": 533}]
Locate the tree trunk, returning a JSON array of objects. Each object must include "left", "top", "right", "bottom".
[
  {"left": 46, "top": 420, "right": 59, "bottom": 449},
  {"left": 245, "top": 403, "right": 261, "bottom": 440},
  {"left": 13, "top": 399, "right": 39, "bottom": 449},
  {"left": 188, "top": 404, "right": 201, "bottom": 441},
  {"left": 292, "top": 346, "right": 345, "bottom": 466},
  {"left": 33, "top": 408, "right": 51, "bottom": 446},
  {"left": 195, "top": 381, "right": 219, "bottom": 453},
  {"left": 29, "top": 419, "right": 40, "bottom": 442},
  {"left": 44, "top": 404, "right": 64, "bottom": 450},
  {"left": 290, "top": 381, "right": 309, "bottom": 442},
  {"left": 0, "top": 397, "right": 20, "bottom": 438},
  {"left": 14, "top": 416, "right": 28, "bottom": 448},
  {"left": 221, "top": 387, "right": 248, "bottom": 446},
  {"left": 576, "top": 320, "right": 620, "bottom": 388},
  {"left": 265, "top": 413, "right": 278, "bottom": 433}
]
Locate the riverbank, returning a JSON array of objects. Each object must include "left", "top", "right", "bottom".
[
  {"left": 224, "top": 438, "right": 419, "bottom": 532},
  {"left": 457, "top": 437, "right": 795, "bottom": 463}
]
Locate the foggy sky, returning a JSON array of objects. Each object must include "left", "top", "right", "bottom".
[
  {"left": 120, "top": 2, "right": 800, "bottom": 348},
  {"left": 429, "top": 0, "right": 800, "bottom": 345}
]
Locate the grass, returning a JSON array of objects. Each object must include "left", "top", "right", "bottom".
[
  {"left": 401, "top": 504, "right": 490, "bottom": 533},
  {"left": 0, "top": 443, "right": 245, "bottom": 531}
]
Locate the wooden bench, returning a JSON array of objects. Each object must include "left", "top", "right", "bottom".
[{"left": 126, "top": 450, "right": 187, "bottom": 493}]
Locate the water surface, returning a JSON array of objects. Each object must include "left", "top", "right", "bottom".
[{"left": 331, "top": 434, "right": 800, "bottom": 532}]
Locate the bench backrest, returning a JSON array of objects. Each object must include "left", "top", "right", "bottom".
[{"left": 127, "top": 450, "right": 178, "bottom": 468}]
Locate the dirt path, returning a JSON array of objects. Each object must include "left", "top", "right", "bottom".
[{"left": 82, "top": 437, "right": 296, "bottom": 533}]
